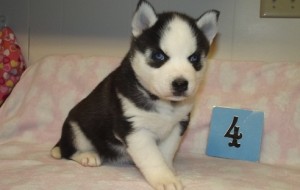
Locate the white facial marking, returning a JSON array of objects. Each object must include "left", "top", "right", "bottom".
[
  {"left": 160, "top": 16, "right": 197, "bottom": 56},
  {"left": 132, "top": 16, "right": 206, "bottom": 101}
]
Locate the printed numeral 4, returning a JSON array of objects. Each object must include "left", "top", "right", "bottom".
[{"left": 224, "top": 116, "right": 243, "bottom": 148}]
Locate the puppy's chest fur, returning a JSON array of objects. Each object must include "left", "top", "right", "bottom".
[{"left": 118, "top": 92, "right": 192, "bottom": 141}]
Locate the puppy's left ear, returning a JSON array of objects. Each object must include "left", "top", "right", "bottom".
[
  {"left": 196, "top": 10, "right": 220, "bottom": 45},
  {"left": 132, "top": 0, "right": 157, "bottom": 37}
]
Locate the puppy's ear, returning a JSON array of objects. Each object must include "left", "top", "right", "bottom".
[
  {"left": 196, "top": 10, "right": 220, "bottom": 45},
  {"left": 132, "top": 0, "right": 157, "bottom": 37}
]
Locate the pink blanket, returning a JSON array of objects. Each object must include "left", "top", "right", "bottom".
[{"left": 0, "top": 55, "right": 299, "bottom": 189}]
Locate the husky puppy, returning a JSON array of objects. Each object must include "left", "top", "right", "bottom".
[{"left": 51, "top": 0, "right": 219, "bottom": 189}]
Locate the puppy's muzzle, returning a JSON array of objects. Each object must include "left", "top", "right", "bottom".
[{"left": 172, "top": 78, "right": 188, "bottom": 96}]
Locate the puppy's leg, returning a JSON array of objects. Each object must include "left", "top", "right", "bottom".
[
  {"left": 127, "top": 130, "right": 183, "bottom": 190},
  {"left": 69, "top": 121, "right": 102, "bottom": 167},
  {"left": 158, "top": 125, "right": 182, "bottom": 171}
]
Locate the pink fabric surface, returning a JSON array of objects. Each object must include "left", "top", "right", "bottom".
[
  {"left": 0, "top": 55, "right": 299, "bottom": 189},
  {"left": 185, "top": 60, "right": 300, "bottom": 167},
  {"left": 0, "top": 142, "right": 299, "bottom": 190}
]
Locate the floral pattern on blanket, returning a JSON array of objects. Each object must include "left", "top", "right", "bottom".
[
  {"left": 0, "top": 27, "right": 26, "bottom": 106},
  {"left": 0, "top": 55, "right": 299, "bottom": 189}
]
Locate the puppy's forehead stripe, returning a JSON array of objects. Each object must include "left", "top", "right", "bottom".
[{"left": 159, "top": 16, "right": 197, "bottom": 57}]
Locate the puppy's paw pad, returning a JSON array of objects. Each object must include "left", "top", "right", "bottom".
[
  {"left": 50, "top": 146, "right": 62, "bottom": 159},
  {"left": 148, "top": 172, "right": 183, "bottom": 190},
  {"left": 72, "top": 151, "right": 102, "bottom": 167},
  {"left": 154, "top": 179, "right": 183, "bottom": 190}
]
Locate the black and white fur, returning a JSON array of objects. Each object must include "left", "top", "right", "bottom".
[{"left": 51, "top": 1, "right": 219, "bottom": 189}]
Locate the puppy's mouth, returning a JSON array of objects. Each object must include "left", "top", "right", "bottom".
[
  {"left": 173, "top": 91, "right": 187, "bottom": 97},
  {"left": 165, "top": 93, "right": 188, "bottom": 101},
  {"left": 169, "top": 97, "right": 187, "bottom": 101},
  {"left": 159, "top": 88, "right": 192, "bottom": 102}
]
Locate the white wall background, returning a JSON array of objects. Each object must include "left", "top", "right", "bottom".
[{"left": 1, "top": 0, "right": 300, "bottom": 65}]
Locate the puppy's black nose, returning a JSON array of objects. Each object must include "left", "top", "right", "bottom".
[{"left": 172, "top": 78, "right": 188, "bottom": 95}]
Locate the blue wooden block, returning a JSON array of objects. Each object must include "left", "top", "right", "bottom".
[{"left": 206, "top": 107, "right": 264, "bottom": 162}]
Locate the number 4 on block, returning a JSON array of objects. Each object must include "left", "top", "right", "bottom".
[
  {"left": 224, "top": 116, "right": 242, "bottom": 148},
  {"left": 206, "top": 107, "right": 264, "bottom": 162}
]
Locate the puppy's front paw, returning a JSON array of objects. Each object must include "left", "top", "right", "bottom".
[
  {"left": 71, "top": 151, "right": 102, "bottom": 167},
  {"left": 145, "top": 169, "right": 183, "bottom": 190}
]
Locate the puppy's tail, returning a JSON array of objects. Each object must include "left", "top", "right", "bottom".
[{"left": 50, "top": 142, "right": 62, "bottom": 159}]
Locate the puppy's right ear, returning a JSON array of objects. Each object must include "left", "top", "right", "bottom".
[
  {"left": 132, "top": 0, "right": 157, "bottom": 37},
  {"left": 196, "top": 10, "right": 220, "bottom": 45}
]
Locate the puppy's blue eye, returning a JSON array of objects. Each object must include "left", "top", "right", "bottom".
[
  {"left": 188, "top": 53, "right": 203, "bottom": 71},
  {"left": 152, "top": 51, "right": 166, "bottom": 62},
  {"left": 149, "top": 50, "right": 169, "bottom": 68},
  {"left": 188, "top": 53, "right": 200, "bottom": 63}
]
